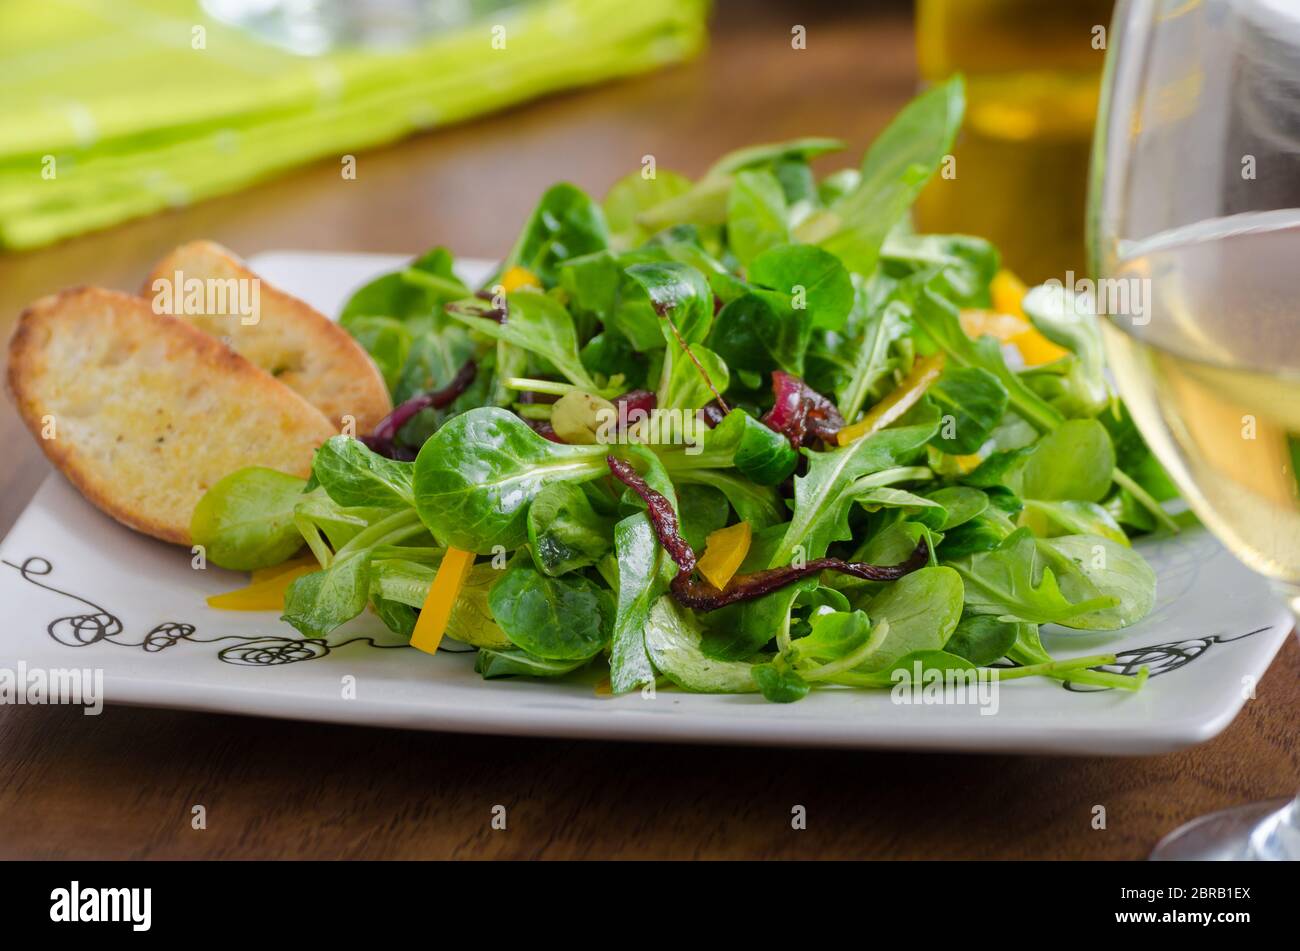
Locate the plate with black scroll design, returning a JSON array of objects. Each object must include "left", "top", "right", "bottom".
[{"left": 0, "top": 252, "right": 1292, "bottom": 754}]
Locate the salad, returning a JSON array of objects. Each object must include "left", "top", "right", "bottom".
[{"left": 192, "top": 76, "right": 1180, "bottom": 701}]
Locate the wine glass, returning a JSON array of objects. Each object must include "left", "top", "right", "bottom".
[{"left": 1089, "top": 0, "right": 1300, "bottom": 859}]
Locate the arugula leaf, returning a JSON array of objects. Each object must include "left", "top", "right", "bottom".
[
  {"left": 946, "top": 528, "right": 1118, "bottom": 626},
  {"left": 636, "top": 138, "right": 845, "bottom": 232},
  {"left": 797, "top": 76, "right": 965, "bottom": 275},
  {"left": 671, "top": 469, "right": 785, "bottom": 529},
  {"left": 190, "top": 468, "right": 307, "bottom": 571},
  {"left": 1022, "top": 499, "right": 1129, "bottom": 545},
  {"left": 488, "top": 559, "right": 614, "bottom": 660},
  {"left": 853, "top": 486, "right": 947, "bottom": 530},
  {"left": 776, "top": 407, "right": 939, "bottom": 563},
  {"left": 312, "top": 435, "right": 415, "bottom": 509},
  {"left": 911, "top": 283, "right": 1064, "bottom": 433},
  {"left": 445, "top": 290, "right": 607, "bottom": 394},
  {"left": 1036, "top": 534, "right": 1156, "bottom": 630},
  {"left": 880, "top": 233, "right": 999, "bottom": 307},
  {"left": 527, "top": 481, "right": 617, "bottom": 576},
  {"left": 413, "top": 407, "right": 609, "bottom": 553}
]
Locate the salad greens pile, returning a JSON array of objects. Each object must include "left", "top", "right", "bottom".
[{"left": 192, "top": 76, "right": 1179, "bottom": 701}]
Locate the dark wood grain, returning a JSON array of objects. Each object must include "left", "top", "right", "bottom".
[{"left": 0, "top": 0, "right": 1295, "bottom": 861}]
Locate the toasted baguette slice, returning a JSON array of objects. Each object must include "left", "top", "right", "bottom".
[
  {"left": 142, "top": 240, "right": 391, "bottom": 432},
  {"left": 8, "top": 287, "right": 336, "bottom": 545}
]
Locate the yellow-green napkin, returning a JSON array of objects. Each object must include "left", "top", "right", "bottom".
[{"left": 0, "top": 0, "right": 710, "bottom": 250}]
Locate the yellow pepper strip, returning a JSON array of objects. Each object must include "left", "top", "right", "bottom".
[
  {"left": 500, "top": 266, "right": 540, "bottom": 293},
  {"left": 250, "top": 554, "right": 319, "bottom": 585},
  {"left": 410, "top": 547, "right": 476, "bottom": 655},
  {"left": 991, "top": 269, "right": 1029, "bottom": 318},
  {"left": 952, "top": 454, "right": 984, "bottom": 475},
  {"left": 961, "top": 270, "right": 1069, "bottom": 367},
  {"left": 837, "top": 353, "right": 947, "bottom": 447},
  {"left": 207, "top": 564, "right": 317, "bottom": 611},
  {"left": 696, "top": 522, "right": 752, "bottom": 590}
]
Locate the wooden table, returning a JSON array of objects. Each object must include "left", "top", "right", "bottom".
[{"left": 1, "top": 1, "right": 1295, "bottom": 860}]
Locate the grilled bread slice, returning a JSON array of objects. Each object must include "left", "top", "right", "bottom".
[
  {"left": 143, "top": 240, "right": 391, "bottom": 432},
  {"left": 7, "top": 287, "right": 335, "bottom": 545}
]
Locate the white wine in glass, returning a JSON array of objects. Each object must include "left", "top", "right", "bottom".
[{"left": 1091, "top": 0, "right": 1300, "bottom": 859}]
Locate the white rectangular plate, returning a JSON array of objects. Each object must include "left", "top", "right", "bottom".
[{"left": 0, "top": 251, "right": 1292, "bottom": 754}]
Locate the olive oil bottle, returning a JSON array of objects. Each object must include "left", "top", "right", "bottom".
[{"left": 914, "top": 0, "right": 1115, "bottom": 284}]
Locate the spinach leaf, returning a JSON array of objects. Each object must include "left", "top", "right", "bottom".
[
  {"left": 625, "top": 260, "right": 714, "bottom": 345},
  {"left": 1022, "top": 499, "right": 1128, "bottom": 545},
  {"left": 852, "top": 486, "right": 947, "bottom": 530},
  {"left": 413, "top": 407, "right": 609, "bottom": 553},
  {"left": 645, "top": 596, "right": 760, "bottom": 693},
  {"left": 282, "top": 551, "right": 371, "bottom": 639},
  {"left": 561, "top": 250, "right": 665, "bottom": 352},
  {"left": 190, "top": 467, "right": 307, "bottom": 571},
  {"left": 475, "top": 648, "right": 592, "bottom": 679},
  {"left": 927, "top": 366, "right": 1009, "bottom": 455},
  {"left": 751, "top": 663, "right": 812, "bottom": 703},
  {"left": 1009, "top": 419, "right": 1116, "bottom": 503},
  {"left": 626, "top": 261, "right": 729, "bottom": 411},
  {"left": 603, "top": 168, "right": 693, "bottom": 249},
  {"left": 370, "top": 556, "right": 512, "bottom": 648},
  {"left": 1022, "top": 282, "right": 1108, "bottom": 417},
  {"left": 788, "top": 608, "right": 873, "bottom": 665},
  {"left": 607, "top": 513, "right": 672, "bottom": 694},
  {"left": 678, "top": 483, "right": 730, "bottom": 552},
  {"left": 925, "top": 485, "right": 989, "bottom": 529},
  {"left": 312, "top": 435, "right": 415, "bottom": 509},
  {"left": 708, "top": 246, "right": 854, "bottom": 378},
  {"left": 860, "top": 566, "right": 963, "bottom": 670},
  {"left": 727, "top": 168, "right": 789, "bottom": 266},
  {"left": 798, "top": 76, "right": 965, "bottom": 275},
  {"left": 944, "top": 614, "right": 1024, "bottom": 666},
  {"left": 488, "top": 559, "right": 614, "bottom": 661},
  {"left": 750, "top": 243, "right": 855, "bottom": 332},
  {"left": 655, "top": 407, "right": 798, "bottom": 485},
  {"left": 340, "top": 247, "right": 463, "bottom": 326},
  {"left": 501, "top": 183, "right": 609, "bottom": 287},
  {"left": 527, "top": 481, "right": 617, "bottom": 576},
  {"left": 342, "top": 316, "right": 412, "bottom": 393}
]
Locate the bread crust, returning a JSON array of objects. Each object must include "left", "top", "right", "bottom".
[
  {"left": 142, "top": 240, "right": 392, "bottom": 432},
  {"left": 7, "top": 287, "right": 335, "bottom": 545}
]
